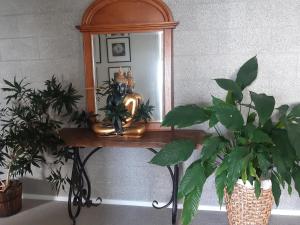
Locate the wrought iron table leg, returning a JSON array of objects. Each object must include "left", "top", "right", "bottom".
[
  {"left": 68, "top": 147, "right": 102, "bottom": 225},
  {"left": 147, "top": 148, "right": 179, "bottom": 225},
  {"left": 172, "top": 165, "right": 179, "bottom": 225},
  {"left": 68, "top": 148, "right": 81, "bottom": 225}
]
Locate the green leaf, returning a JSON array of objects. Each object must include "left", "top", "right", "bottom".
[
  {"left": 250, "top": 92, "right": 275, "bottom": 125},
  {"left": 271, "top": 129, "right": 296, "bottom": 168},
  {"left": 286, "top": 123, "right": 300, "bottom": 158},
  {"left": 257, "top": 151, "right": 271, "bottom": 177},
  {"left": 149, "top": 140, "right": 195, "bottom": 166},
  {"left": 181, "top": 187, "right": 202, "bottom": 225},
  {"left": 255, "top": 180, "right": 261, "bottom": 199},
  {"left": 288, "top": 184, "right": 293, "bottom": 195},
  {"left": 247, "top": 112, "right": 257, "bottom": 124},
  {"left": 277, "top": 105, "right": 289, "bottom": 118},
  {"left": 237, "top": 137, "right": 248, "bottom": 145},
  {"left": 262, "top": 119, "right": 273, "bottom": 133},
  {"left": 213, "top": 98, "right": 244, "bottom": 130},
  {"left": 271, "top": 173, "right": 282, "bottom": 206},
  {"left": 178, "top": 160, "right": 207, "bottom": 198},
  {"left": 250, "top": 129, "right": 272, "bottom": 144},
  {"left": 215, "top": 79, "right": 243, "bottom": 102},
  {"left": 292, "top": 166, "right": 300, "bottom": 197},
  {"left": 236, "top": 56, "right": 258, "bottom": 90},
  {"left": 209, "top": 112, "right": 218, "bottom": 128},
  {"left": 215, "top": 159, "right": 229, "bottom": 176},
  {"left": 272, "top": 147, "right": 291, "bottom": 185},
  {"left": 288, "top": 104, "right": 300, "bottom": 118},
  {"left": 212, "top": 96, "right": 225, "bottom": 106},
  {"left": 225, "top": 91, "right": 235, "bottom": 105},
  {"left": 249, "top": 162, "right": 258, "bottom": 179},
  {"left": 215, "top": 170, "right": 227, "bottom": 206},
  {"left": 162, "top": 105, "right": 210, "bottom": 128},
  {"left": 226, "top": 147, "right": 250, "bottom": 193},
  {"left": 200, "top": 136, "right": 226, "bottom": 162}
]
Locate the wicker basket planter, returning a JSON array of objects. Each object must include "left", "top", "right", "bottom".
[
  {"left": 225, "top": 179, "right": 273, "bottom": 225},
  {"left": 0, "top": 181, "right": 22, "bottom": 217}
]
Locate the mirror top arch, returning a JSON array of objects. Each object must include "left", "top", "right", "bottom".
[{"left": 77, "top": 0, "right": 178, "bottom": 33}]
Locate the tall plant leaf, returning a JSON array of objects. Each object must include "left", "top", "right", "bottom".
[
  {"left": 250, "top": 92, "right": 275, "bottom": 125},
  {"left": 249, "top": 129, "right": 272, "bottom": 144},
  {"left": 215, "top": 79, "right": 243, "bottom": 102},
  {"left": 149, "top": 140, "right": 195, "bottom": 166},
  {"left": 162, "top": 105, "right": 210, "bottom": 128},
  {"left": 292, "top": 166, "right": 300, "bottom": 197},
  {"left": 255, "top": 180, "right": 261, "bottom": 199},
  {"left": 286, "top": 123, "right": 300, "bottom": 158},
  {"left": 213, "top": 101, "right": 244, "bottom": 130},
  {"left": 272, "top": 129, "right": 296, "bottom": 168},
  {"left": 226, "top": 147, "right": 250, "bottom": 193},
  {"left": 200, "top": 136, "right": 226, "bottom": 162},
  {"left": 277, "top": 105, "right": 289, "bottom": 118},
  {"left": 271, "top": 173, "right": 282, "bottom": 206},
  {"left": 236, "top": 56, "right": 258, "bottom": 90},
  {"left": 181, "top": 187, "right": 202, "bottom": 225},
  {"left": 272, "top": 148, "right": 291, "bottom": 185},
  {"left": 215, "top": 170, "right": 227, "bottom": 206},
  {"left": 288, "top": 104, "right": 300, "bottom": 118},
  {"left": 178, "top": 160, "right": 207, "bottom": 198}
]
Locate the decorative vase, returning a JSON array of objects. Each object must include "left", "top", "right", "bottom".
[
  {"left": 0, "top": 180, "right": 22, "bottom": 217},
  {"left": 225, "top": 179, "right": 273, "bottom": 225}
]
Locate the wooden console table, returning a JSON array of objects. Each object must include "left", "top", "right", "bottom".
[{"left": 60, "top": 128, "right": 205, "bottom": 225}]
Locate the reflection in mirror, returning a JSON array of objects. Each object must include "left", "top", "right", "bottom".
[{"left": 92, "top": 32, "right": 164, "bottom": 122}]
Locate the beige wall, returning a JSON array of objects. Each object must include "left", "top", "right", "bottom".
[{"left": 0, "top": 0, "right": 300, "bottom": 210}]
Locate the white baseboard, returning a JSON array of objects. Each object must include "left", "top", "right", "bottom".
[{"left": 22, "top": 193, "right": 300, "bottom": 217}]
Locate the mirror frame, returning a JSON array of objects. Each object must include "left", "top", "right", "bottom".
[{"left": 77, "top": 0, "right": 178, "bottom": 130}]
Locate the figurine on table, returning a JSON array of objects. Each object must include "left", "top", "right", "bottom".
[{"left": 91, "top": 68, "right": 154, "bottom": 138}]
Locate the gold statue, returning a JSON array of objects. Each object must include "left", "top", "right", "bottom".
[{"left": 92, "top": 68, "right": 146, "bottom": 138}]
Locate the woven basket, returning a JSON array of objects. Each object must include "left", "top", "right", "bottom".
[
  {"left": 0, "top": 181, "right": 22, "bottom": 217},
  {"left": 225, "top": 180, "right": 273, "bottom": 225}
]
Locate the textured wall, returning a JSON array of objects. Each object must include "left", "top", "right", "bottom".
[{"left": 0, "top": 0, "right": 300, "bottom": 210}]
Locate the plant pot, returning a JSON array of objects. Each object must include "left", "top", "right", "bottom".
[
  {"left": 0, "top": 180, "right": 22, "bottom": 217},
  {"left": 225, "top": 179, "right": 273, "bottom": 225}
]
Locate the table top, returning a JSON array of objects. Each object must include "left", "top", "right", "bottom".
[{"left": 60, "top": 128, "right": 206, "bottom": 149}]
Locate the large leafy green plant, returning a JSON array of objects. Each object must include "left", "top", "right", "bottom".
[
  {"left": 0, "top": 76, "right": 82, "bottom": 191},
  {"left": 150, "top": 56, "right": 300, "bottom": 225}
]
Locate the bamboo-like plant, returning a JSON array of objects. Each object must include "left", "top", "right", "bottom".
[
  {"left": 0, "top": 76, "right": 82, "bottom": 192},
  {"left": 150, "top": 56, "right": 300, "bottom": 225}
]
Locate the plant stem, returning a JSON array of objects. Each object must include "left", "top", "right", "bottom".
[
  {"left": 5, "top": 164, "right": 11, "bottom": 188},
  {"left": 247, "top": 100, "right": 252, "bottom": 120},
  {"left": 214, "top": 126, "right": 222, "bottom": 137},
  {"left": 240, "top": 103, "right": 255, "bottom": 109},
  {"left": 217, "top": 154, "right": 224, "bottom": 161}
]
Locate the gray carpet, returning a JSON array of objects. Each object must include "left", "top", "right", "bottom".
[{"left": 0, "top": 200, "right": 298, "bottom": 225}]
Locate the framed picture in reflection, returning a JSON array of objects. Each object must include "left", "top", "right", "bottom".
[
  {"left": 108, "top": 66, "right": 131, "bottom": 81},
  {"left": 106, "top": 37, "right": 131, "bottom": 63}
]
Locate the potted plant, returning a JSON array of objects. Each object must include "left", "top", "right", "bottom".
[
  {"left": 150, "top": 56, "right": 300, "bottom": 225},
  {"left": 0, "top": 76, "right": 81, "bottom": 216}
]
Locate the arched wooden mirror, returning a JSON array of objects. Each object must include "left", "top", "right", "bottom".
[{"left": 77, "top": 0, "right": 178, "bottom": 131}]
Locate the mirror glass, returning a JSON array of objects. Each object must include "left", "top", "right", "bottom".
[{"left": 92, "top": 32, "right": 164, "bottom": 122}]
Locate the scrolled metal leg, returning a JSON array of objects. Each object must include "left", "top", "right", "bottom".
[
  {"left": 172, "top": 165, "right": 179, "bottom": 225},
  {"left": 147, "top": 148, "right": 179, "bottom": 225},
  {"left": 68, "top": 147, "right": 103, "bottom": 225},
  {"left": 68, "top": 148, "right": 82, "bottom": 225}
]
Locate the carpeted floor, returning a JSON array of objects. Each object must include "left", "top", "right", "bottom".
[{"left": 0, "top": 199, "right": 299, "bottom": 225}]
